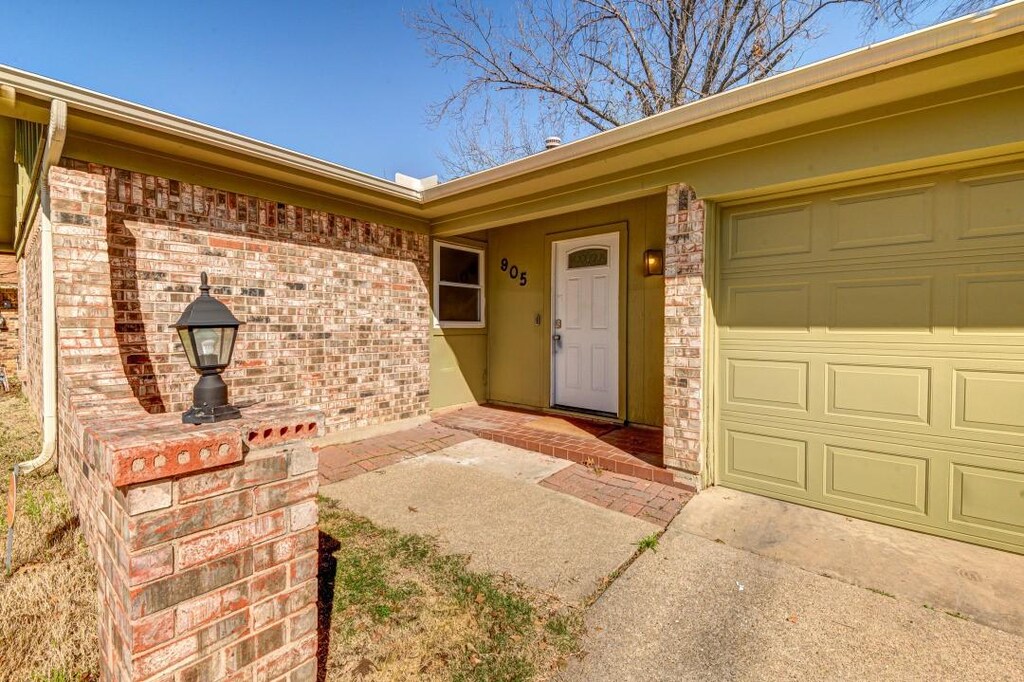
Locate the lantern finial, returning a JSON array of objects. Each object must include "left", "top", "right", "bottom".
[{"left": 200, "top": 271, "right": 210, "bottom": 293}]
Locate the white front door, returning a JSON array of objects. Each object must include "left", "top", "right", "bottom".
[{"left": 552, "top": 232, "right": 619, "bottom": 414}]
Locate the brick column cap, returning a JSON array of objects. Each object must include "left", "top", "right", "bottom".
[{"left": 97, "top": 404, "right": 324, "bottom": 487}]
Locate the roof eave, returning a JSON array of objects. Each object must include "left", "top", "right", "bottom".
[
  {"left": 422, "top": 0, "right": 1024, "bottom": 203},
  {"left": 0, "top": 64, "right": 423, "bottom": 205},
  {"left": 0, "top": 0, "right": 1019, "bottom": 228}
]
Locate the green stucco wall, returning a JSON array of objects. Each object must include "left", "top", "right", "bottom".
[
  {"left": 430, "top": 329, "right": 487, "bottom": 409},
  {"left": 429, "top": 234, "right": 489, "bottom": 410},
  {"left": 484, "top": 194, "right": 666, "bottom": 426}
]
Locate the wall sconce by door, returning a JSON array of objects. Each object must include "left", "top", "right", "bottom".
[{"left": 643, "top": 249, "right": 664, "bottom": 276}]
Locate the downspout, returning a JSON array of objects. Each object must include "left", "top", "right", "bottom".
[{"left": 5, "top": 99, "right": 67, "bottom": 572}]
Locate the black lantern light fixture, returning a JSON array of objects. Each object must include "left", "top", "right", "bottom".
[
  {"left": 643, "top": 249, "right": 664, "bottom": 277},
  {"left": 174, "top": 272, "right": 243, "bottom": 424}
]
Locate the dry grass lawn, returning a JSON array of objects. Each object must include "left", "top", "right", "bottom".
[
  {"left": 0, "top": 379, "right": 98, "bottom": 682},
  {"left": 318, "top": 497, "right": 584, "bottom": 681}
]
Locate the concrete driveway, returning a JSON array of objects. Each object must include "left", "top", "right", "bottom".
[
  {"left": 559, "top": 489, "right": 1024, "bottom": 682},
  {"left": 677, "top": 487, "right": 1024, "bottom": 637}
]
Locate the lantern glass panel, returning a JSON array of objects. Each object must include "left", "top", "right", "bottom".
[
  {"left": 219, "top": 327, "right": 237, "bottom": 366},
  {"left": 192, "top": 327, "right": 226, "bottom": 369},
  {"left": 643, "top": 249, "right": 664, "bottom": 276},
  {"left": 178, "top": 328, "right": 198, "bottom": 368}
]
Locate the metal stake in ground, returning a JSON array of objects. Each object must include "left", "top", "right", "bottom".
[{"left": 5, "top": 466, "right": 18, "bottom": 573}]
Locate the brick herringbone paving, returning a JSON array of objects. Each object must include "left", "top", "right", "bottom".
[
  {"left": 433, "top": 405, "right": 688, "bottom": 489},
  {"left": 317, "top": 423, "right": 473, "bottom": 484},
  {"left": 540, "top": 464, "right": 692, "bottom": 527}
]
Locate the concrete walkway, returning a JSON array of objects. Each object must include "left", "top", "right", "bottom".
[
  {"left": 320, "top": 439, "right": 655, "bottom": 602},
  {"left": 559, "top": 491, "right": 1024, "bottom": 682}
]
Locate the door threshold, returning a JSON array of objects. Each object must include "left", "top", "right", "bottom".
[{"left": 546, "top": 405, "right": 624, "bottom": 425}]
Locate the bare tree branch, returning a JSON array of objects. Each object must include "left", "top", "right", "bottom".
[{"left": 410, "top": 0, "right": 1000, "bottom": 176}]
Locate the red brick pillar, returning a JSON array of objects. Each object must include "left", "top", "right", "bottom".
[
  {"left": 117, "top": 414, "right": 322, "bottom": 681},
  {"left": 664, "top": 184, "right": 706, "bottom": 490},
  {"left": 45, "top": 164, "right": 322, "bottom": 681}
]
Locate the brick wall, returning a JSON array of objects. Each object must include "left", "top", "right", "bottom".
[
  {"left": 61, "top": 159, "right": 431, "bottom": 431},
  {"left": 18, "top": 226, "right": 42, "bottom": 416},
  {"left": 45, "top": 165, "right": 322, "bottom": 680},
  {"left": 0, "top": 252, "right": 17, "bottom": 371},
  {"left": 0, "top": 295, "right": 18, "bottom": 373},
  {"left": 663, "top": 184, "right": 706, "bottom": 489}
]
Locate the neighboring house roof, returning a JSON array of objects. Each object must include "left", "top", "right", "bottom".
[{"left": 1, "top": 0, "right": 1023, "bottom": 246}]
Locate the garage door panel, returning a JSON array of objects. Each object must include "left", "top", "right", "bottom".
[
  {"left": 717, "top": 162, "right": 1024, "bottom": 553},
  {"left": 724, "top": 282, "right": 811, "bottom": 331},
  {"left": 954, "top": 369, "right": 1024, "bottom": 437},
  {"left": 827, "top": 276, "right": 933, "bottom": 333},
  {"left": 829, "top": 184, "right": 935, "bottom": 251},
  {"left": 826, "top": 363, "right": 931, "bottom": 425},
  {"left": 724, "top": 427, "right": 808, "bottom": 493},
  {"left": 722, "top": 349, "right": 938, "bottom": 433},
  {"left": 824, "top": 444, "right": 929, "bottom": 516},
  {"left": 726, "top": 203, "right": 812, "bottom": 261},
  {"left": 955, "top": 271, "right": 1024, "bottom": 335},
  {"left": 720, "top": 407, "right": 1024, "bottom": 467},
  {"left": 949, "top": 456, "right": 1024, "bottom": 543},
  {"left": 725, "top": 357, "right": 808, "bottom": 413},
  {"left": 958, "top": 172, "right": 1024, "bottom": 240},
  {"left": 720, "top": 421, "right": 944, "bottom": 523}
]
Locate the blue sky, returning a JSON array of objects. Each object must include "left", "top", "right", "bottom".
[{"left": 1, "top": 1, "right": 953, "bottom": 180}]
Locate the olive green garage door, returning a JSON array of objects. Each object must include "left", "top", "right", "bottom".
[{"left": 716, "top": 163, "right": 1024, "bottom": 553}]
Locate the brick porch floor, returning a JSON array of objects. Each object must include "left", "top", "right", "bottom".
[
  {"left": 316, "top": 421, "right": 691, "bottom": 528},
  {"left": 540, "top": 464, "right": 691, "bottom": 526},
  {"left": 432, "top": 404, "right": 685, "bottom": 489},
  {"left": 317, "top": 422, "right": 473, "bottom": 485}
]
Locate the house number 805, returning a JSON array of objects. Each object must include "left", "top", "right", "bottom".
[{"left": 500, "top": 258, "right": 528, "bottom": 286}]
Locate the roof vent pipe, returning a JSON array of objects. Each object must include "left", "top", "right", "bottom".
[{"left": 544, "top": 136, "right": 562, "bottom": 150}]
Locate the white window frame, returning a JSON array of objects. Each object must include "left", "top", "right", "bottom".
[{"left": 433, "top": 240, "right": 486, "bottom": 329}]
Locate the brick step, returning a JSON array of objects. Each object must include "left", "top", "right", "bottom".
[
  {"left": 461, "top": 425, "right": 678, "bottom": 485},
  {"left": 432, "top": 406, "right": 691, "bottom": 491}
]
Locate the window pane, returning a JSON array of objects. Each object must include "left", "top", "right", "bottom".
[
  {"left": 439, "top": 246, "right": 480, "bottom": 285},
  {"left": 439, "top": 285, "right": 480, "bottom": 322},
  {"left": 568, "top": 247, "right": 609, "bottom": 269}
]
